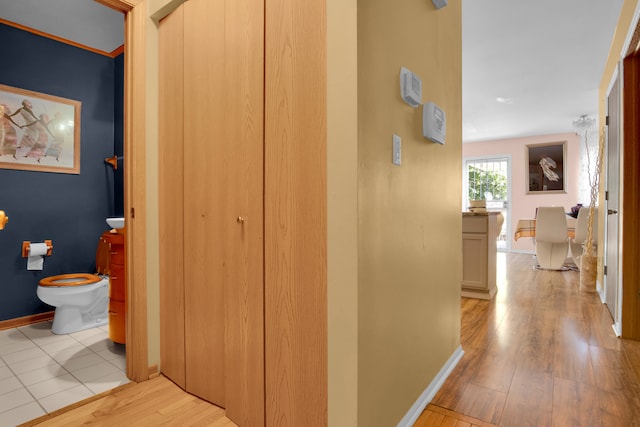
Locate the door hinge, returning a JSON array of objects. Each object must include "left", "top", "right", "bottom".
[
  {"left": 130, "top": 207, "right": 135, "bottom": 219},
  {"left": 604, "top": 265, "right": 608, "bottom": 276},
  {"left": 606, "top": 115, "right": 609, "bottom": 126},
  {"left": 605, "top": 191, "right": 609, "bottom": 201}
]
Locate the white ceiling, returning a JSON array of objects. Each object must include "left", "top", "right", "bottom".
[
  {"left": 0, "top": 0, "right": 124, "bottom": 53},
  {"left": 0, "top": 0, "right": 624, "bottom": 144},
  {"left": 463, "top": 0, "right": 624, "bottom": 143}
]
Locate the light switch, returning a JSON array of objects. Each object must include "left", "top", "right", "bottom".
[{"left": 392, "top": 134, "right": 401, "bottom": 165}]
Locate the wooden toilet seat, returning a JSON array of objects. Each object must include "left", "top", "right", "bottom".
[
  {"left": 39, "top": 238, "right": 110, "bottom": 288},
  {"left": 39, "top": 273, "right": 102, "bottom": 287}
]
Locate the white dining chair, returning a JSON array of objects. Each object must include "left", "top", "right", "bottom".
[{"left": 535, "top": 206, "right": 569, "bottom": 270}]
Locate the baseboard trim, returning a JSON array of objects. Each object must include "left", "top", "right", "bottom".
[
  {"left": 613, "top": 322, "right": 622, "bottom": 337},
  {"left": 397, "top": 345, "right": 465, "bottom": 427},
  {"left": 0, "top": 311, "right": 54, "bottom": 331},
  {"left": 597, "top": 281, "right": 606, "bottom": 304},
  {"left": 148, "top": 365, "right": 159, "bottom": 379}
]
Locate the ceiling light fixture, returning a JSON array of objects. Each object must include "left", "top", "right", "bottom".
[{"left": 572, "top": 114, "right": 595, "bottom": 133}]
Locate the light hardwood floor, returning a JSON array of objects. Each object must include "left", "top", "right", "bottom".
[
  {"left": 20, "top": 252, "right": 640, "bottom": 426},
  {"left": 425, "top": 252, "right": 640, "bottom": 427},
  {"left": 20, "top": 376, "right": 236, "bottom": 427}
]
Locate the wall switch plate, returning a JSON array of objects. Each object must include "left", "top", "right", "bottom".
[{"left": 392, "top": 134, "right": 401, "bottom": 165}]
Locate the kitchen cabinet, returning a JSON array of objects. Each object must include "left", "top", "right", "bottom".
[{"left": 462, "top": 212, "right": 499, "bottom": 300}]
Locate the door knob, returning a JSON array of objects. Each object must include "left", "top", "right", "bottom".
[
  {"left": 607, "top": 209, "right": 618, "bottom": 215},
  {"left": 237, "top": 216, "right": 245, "bottom": 224}
]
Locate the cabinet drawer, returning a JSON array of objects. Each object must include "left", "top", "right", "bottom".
[
  {"left": 109, "top": 275, "right": 126, "bottom": 301},
  {"left": 109, "top": 245, "right": 125, "bottom": 265},
  {"left": 462, "top": 216, "right": 487, "bottom": 233},
  {"left": 109, "top": 264, "right": 125, "bottom": 281},
  {"left": 109, "top": 299, "right": 126, "bottom": 344}
]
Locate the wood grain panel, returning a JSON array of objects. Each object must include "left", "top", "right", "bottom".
[
  {"left": 454, "top": 383, "right": 506, "bottom": 425},
  {"left": 552, "top": 377, "right": 602, "bottom": 426},
  {"left": 221, "top": 0, "right": 265, "bottom": 425},
  {"left": 499, "top": 372, "right": 552, "bottom": 427},
  {"left": 158, "top": 4, "right": 186, "bottom": 389},
  {"left": 183, "top": 0, "right": 227, "bottom": 406},
  {"left": 420, "top": 253, "right": 640, "bottom": 426},
  {"left": 621, "top": 54, "right": 640, "bottom": 340},
  {"left": 589, "top": 345, "right": 638, "bottom": 392},
  {"left": 158, "top": 1, "right": 265, "bottom": 423},
  {"left": 264, "top": 0, "right": 328, "bottom": 424},
  {"left": 123, "top": 0, "right": 148, "bottom": 382},
  {"left": 598, "top": 386, "right": 640, "bottom": 426},
  {"left": 24, "top": 376, "right": 235, "bottom": 427},
  {"left": 415, "top": 404, "right": 498, "bottom": 427}
]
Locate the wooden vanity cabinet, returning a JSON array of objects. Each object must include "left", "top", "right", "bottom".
[{"left": 101, "top": 230, "right": 126, "bottom": 344}]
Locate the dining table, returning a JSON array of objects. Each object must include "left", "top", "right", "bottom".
[{"left": 513, "top": 217, "right": 576, "bottom": 241}]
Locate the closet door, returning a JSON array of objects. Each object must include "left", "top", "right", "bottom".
[
  {"left": 159, "top": 4, "right": 186, "bottom": 390},
  {"left": 159, "top": 0, "right": 264, "bottom": 424},
  {"left": 182, "top": 0, "right": 228, "bottom": 405},
  {"left": 218, "top": 0, "right": 265, "bottom": 423},
  {"left": 264, "top": 0, "right": 327, "bottom": 424}
]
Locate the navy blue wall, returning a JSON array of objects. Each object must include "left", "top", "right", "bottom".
[
  {"left": 114, "top": 53, "right": 125, "bottom": 217},
  {"left": 0, "top": 24, "right": 124, "bottom": 321}
]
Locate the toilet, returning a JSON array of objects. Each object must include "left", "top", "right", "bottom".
[{"left": 36, "top": 235, "right": 111, "bottom": 335}]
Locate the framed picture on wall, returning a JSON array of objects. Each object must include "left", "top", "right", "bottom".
[
  {"left": 0, "top": 83, "right": 81, "bottom": 174},
  {"left": 526, "top": 141, "right": 566, "bottom": 194}
]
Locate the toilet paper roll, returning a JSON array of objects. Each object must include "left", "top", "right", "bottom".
[{"left": 27, "top": 243, "right": 49, "bottom": 271}]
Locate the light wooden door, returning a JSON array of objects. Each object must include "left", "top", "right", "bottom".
[
  {"left": 182, "top": 0, "right": 228, "bottom": 405},
  {"left": 159, "top": 0, "right": 264, "bottom": 424},
  {"left": 158, "top": 3, "right": 186, "bottom": 390},
  {"left": 160, "top": 0, "right": 327, "bottom": 424}
]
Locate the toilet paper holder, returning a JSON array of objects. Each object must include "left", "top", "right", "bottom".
[{"left": 22, "top": 240, "right": 53, "bottom": 257}]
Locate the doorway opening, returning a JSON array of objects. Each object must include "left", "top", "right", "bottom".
[{"left": 463, "top": 156, "right": 511, "bottom": 251}]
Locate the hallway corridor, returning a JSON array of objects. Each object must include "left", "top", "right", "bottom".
[{"left": 430, "top": 252, "right": 640, "bottom": 426}]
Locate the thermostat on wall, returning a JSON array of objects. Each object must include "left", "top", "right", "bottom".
[
  {"left": 423, "top": 101, "right": 446, "bottom": 144},
  {"left": 400, "top": 67, "right": 422, "bottom": 108},
  {"left": 432, "top": 0, "right": 448, "bottom": 9}
]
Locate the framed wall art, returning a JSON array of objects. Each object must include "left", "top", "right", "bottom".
[
  {"left": 526, "top": 141, "right": 566, "bottom": 194},
  {"left": 0, "top": 84, "right": 81, "bottom": 174}
]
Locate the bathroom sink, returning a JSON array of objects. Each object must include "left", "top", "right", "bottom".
[{"left": 106, "top": 217, "right": 125, "bottom": 229}]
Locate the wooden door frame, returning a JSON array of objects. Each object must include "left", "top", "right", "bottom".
[
  {"left": 96, "top": 0, "right": 149, "bottom": 382},
  {"left": 614, "top": 4, "right": 640, "bottom": 340},
  {"left": 621, "top": 50, "right": 640, "bottom": 340}
]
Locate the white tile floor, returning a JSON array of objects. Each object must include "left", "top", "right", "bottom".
[{"left": 0, "top": 322, "right": 128, "bottom": 427}]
